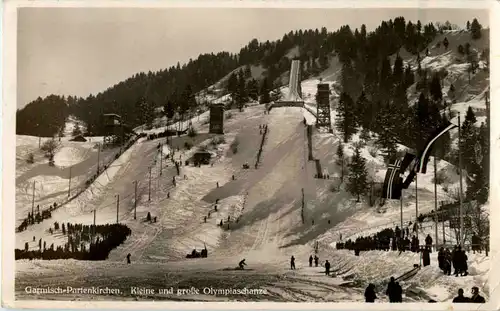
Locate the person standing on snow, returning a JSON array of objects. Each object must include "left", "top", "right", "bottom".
[
  {"left": 386, "top": 277, "right": 397, "bottom": 302},
  {"left": 364, "top": 284, "right": 377, "bottom": 302},
  {"left": 309, "top": 255, "right": 313, "bottom": 267},
  {"left": 290, "top": 256, "right": 296, "bottom": 270},
  {"left": 324, "top": 260, "right": 331, "bottom": 276},
  {"left": 126, "top": 253, "right": 131, "bottom": 264}
]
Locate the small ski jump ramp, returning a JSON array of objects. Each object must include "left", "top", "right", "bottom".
[{"left": 272, "top": 60, "right": 304, "bottom": 109}]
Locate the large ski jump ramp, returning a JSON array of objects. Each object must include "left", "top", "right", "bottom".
[
  {"left": 285, "top": 60, "right": 302, "bottom": 102},
  {"left": 272, "top": 59, "right": 304, "bottom": 108}
]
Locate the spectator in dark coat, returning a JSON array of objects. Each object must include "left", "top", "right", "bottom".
[
  {"left": 364, "top": 283, "right": 377, "bottom": 302},
  {"left": 460, "top": 249, "right": 469, "bottom": 276},
  {"left": 470, "top": 287, "right": 485, "bottom": 303},
  {"left": 325, "top": 260, "right": 331, "bottom": 276},
  {"left": 386, "top": 277, "right": 397, "bottom": 302},
  {"left": 422, "top": 246, "right": 431, "bottom": 267},
  {"left": 394, "top": 282, "right": 403, "bottom": 302},
  {"left": 425, "top": 234, "right": 433, "bottom": 250},
  {"left": 452, "top": 288, "right": 469, "bottom": 303}
]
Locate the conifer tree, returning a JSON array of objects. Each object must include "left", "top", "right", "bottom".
[
  {"left": 227, "top": 72, "right": 238, "bottom": 102},
  {"left": 259, "top": 78, "right": 271, "bottom": 104},
  {"left": 336, "top": 143, "right": 345, "bottom": 183},
  {"left": 244, "top": 65, "right": 252, "bottom": 78},
  {"left": 336, "top": 92, "right": 357, "bottom": 143},
  {"left": 404, "top": 65, "right": 415, "bottom": 89},
  {"left": 429, "top": 73, "right": 443, "bottom": 104},
  {"left": 164, "top": 99, "right": 175, "bottom": 129},
  {"left": 236, "top": 71, "right": 247, "bottom": 111},
  {"left": 355, "top": 92, "right": 369, "bottom": 128},
  {"left": 470, "top": 18, "right": 482, "bottom": 40},
  {"left": 347, "top": 146, "right": 368, "bottom": 202},
  {"left": 246, "top": 79, "right": 259, "bottom": 101},
  {"left": 375, "top": 106, "right": 398, "bottom": 160},
  {"left": 460, "top": 106, "right": 478, "bottom": 173},
  {"left": 392, "top": 55, "right": 404, "bottom": 86}
]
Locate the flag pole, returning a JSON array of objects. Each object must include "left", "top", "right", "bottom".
[
  {"left": 458, "top": 113, "right": 464, "bottom": 246},
  {"left": 434, "top": 156, "right": 439, "bottom": 251},
  {"left": 415, "top": 172, "right": 419, "bottom": 240},
  {"left": 400, "top": 190, "right": 403, "bottom": 234}
]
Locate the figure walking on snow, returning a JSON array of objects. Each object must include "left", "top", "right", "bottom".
[
  {"left": 290, "top": 256, "right": 296, "bottom": 270},
  {"left": 309, "top": 255, "right": 313, "bottom": 267},
  {"left": 126, "top": 253, "right": 131, "bottom": 264},
  {"left": 325, "top": 260, "right": 331, "bottom": 276}
]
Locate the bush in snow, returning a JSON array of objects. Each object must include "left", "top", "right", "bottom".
[
  {"left": 41, "top": 139, "right": 59, "bottom": 158},
  {"left": 226, "top": 112, "right": 233, "bottom": 120},
  {"left": 432, "top": 170, "right": 449, "bottom": 185},
  {"left": 188, "top": 127, "right": 197, "bottom": 138},
  {"left": 26, "top": 152, "right": 35, "bottom": 164},
  {"left": 360, "top": 128, "right": 371, "bottom": 142},
  {"left": 230, "top": 138, "right": 239, "bottom": 154},
  {"left": 184, "top": 141, "right": 192, "bottom": 150},
  {"left": 368, "top": 146, "right": 379, "bottom": 158},
  {"left": 210, "top": 136, "right": 226, "bottom": 147},
  {"left": 48, "top": 154, "right": 55, "bottom": 167}
]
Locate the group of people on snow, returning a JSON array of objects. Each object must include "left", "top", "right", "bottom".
[
  {"left": 364, "top": 277, "right": 403, "bottom": 303},
  {"left": 437, "top": 245, "right": 469, "bottom": 276},
  {"left": 453, "top": 287, "right": 486, "bottom": 303},
  {"left": 365, "top": 277, "right": 485, "bottom": 303},
  {"left": 336, "top": 225, "right": 439, "bottom": 255}
]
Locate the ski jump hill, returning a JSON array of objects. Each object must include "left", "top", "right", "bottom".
[{"left": 270, "top": 59, "right": 304, "bottom": 109}]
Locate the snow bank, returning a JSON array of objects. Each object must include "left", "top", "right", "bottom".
[{"left": 53, "top": 146, "right": 90, "bottom": 167}]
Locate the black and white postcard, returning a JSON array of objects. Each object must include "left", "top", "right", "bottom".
[{"left": 1, "top": 0, "right": 498, "bottom": 309}]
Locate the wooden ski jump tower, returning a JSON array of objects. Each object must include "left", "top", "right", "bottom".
[
  {"left": 103, "top": 113, "right": 123, "bottom": 146},
  {"left": 315, "top": 83, "right": 332, "bottom": 131},
  {"left": 209, "top": 103, "right": 224, "bottom": 134}
]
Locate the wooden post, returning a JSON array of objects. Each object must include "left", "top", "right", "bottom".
[
  {"left": 442, "top": 205, "right": 446, "bottom": 245},
  {"left": 434, "top": 156, "right": 438, "bottom": 251},
  {"left": 97, "top": 143, "right": 101, "bottom": 174},
  {"left": 160, "top": 145, "right": 163, "bottom": 176},
  {"left": 415, "top": 173, "right": 419, "bottom": 240},
  {"left": 93, "top": 209, "right": 96, "bottom": 244},
  {"left": 148, "top": 167, "right": 152, "bottom": 202},
  {"left": 67, "top": 166, "right": 72, "bottom": 197},
  {"left": 400, "top": 190, "right": 403, "bottom": 235},
  {"left": 458, "top": 114, "right": 464, "bottom": 246},
  {"left": 116, "top": 194, "right": 119, "bottom": 224},
  {"left": 134, "top": 181, "right": 138, "bottom": 220},
  {"left": 31, "top": 181, "right": 35, "bottom": 220}
]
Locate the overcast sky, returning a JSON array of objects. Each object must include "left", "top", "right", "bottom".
[{"left": 17, "top": 7, "right": 489, "bottom": 108}]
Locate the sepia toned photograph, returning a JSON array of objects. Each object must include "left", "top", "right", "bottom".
[{"left": 2, "top": 1, "right": 497, "bottom": 308}]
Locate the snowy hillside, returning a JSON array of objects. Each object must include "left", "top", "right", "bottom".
[{"left": 14, "top": 25, "right": 490, "bottom": 304}]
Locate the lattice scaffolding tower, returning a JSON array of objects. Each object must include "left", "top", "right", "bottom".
[{"left": 315, "top": 83, "right": 332, "bottom": 131}]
